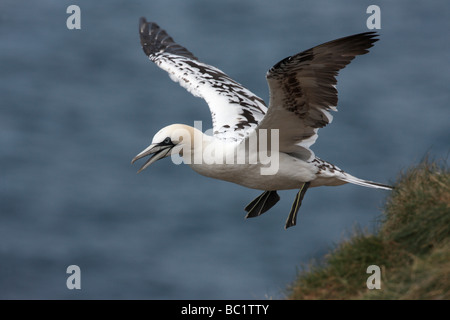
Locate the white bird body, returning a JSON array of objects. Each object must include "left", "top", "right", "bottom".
[
  {"left": 189, "top": 146, "right": 319, "bottom": 191},
  {"left": 132, "top": 18, "right": 393, "bottom": 228}
]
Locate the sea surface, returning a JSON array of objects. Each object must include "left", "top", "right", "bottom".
[{"left": 0, "top": 0, "right": 448, "bottom": 299}]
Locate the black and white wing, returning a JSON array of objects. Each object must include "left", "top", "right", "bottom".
[
  {"left": 139, "top": 18, "right": 267, "bottom": 142},
  {"left": 256, "top": 32, "right": 379, "bottom": 160}
]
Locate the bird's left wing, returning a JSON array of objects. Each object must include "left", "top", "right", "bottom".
[
  {"left": 255, "top": 32, "right": 379, "bottom": 160},
  {"left": 139, "top": 18, "right": 267, "bottom": 142}
]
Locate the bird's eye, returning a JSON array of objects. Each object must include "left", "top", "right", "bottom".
[{"left": 163, "top": 137, "right": 172, "bottom": 144}]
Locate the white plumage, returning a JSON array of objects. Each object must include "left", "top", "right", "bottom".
[{"left": 132, "top": 18, "right": 392, "bottom": 229}]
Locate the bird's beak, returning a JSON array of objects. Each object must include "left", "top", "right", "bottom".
[{"left": 131, "top": 143, "right": 174, "bottom": 173}]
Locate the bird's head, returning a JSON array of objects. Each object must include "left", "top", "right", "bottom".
[{"left": 131, "top": 124, "right": 198, "bottom": 173}]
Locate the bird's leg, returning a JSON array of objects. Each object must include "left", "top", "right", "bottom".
[
  {"left": 245, "top": 191, "right": 269, "bottom": 217},
  {"left": 285, "top": 182, "right": 310, "bottom": 229},
  {"left": 245, "top": 191, "right": 280, "bottom": 218}
]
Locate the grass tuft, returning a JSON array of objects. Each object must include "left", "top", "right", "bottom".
[{"left": 287, "top": 159, "right": 450, "bottom": 300}]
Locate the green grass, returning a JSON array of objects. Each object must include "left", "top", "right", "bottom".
[{"left": 286, "top": 159, "right": 450, "bottom": 300}]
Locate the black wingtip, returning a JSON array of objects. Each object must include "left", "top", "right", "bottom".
[
  {"left": 138, "top": 17, "right": 154, "bottom": 37},
  {"left": 138, "top": 17, "right": 198, "bottom": 60},
  {"left": 328, "top": 31, "right": 380, "bottom": 55},
  {"left": 139, "top": 17, "right": 146, "bottom": 28}
]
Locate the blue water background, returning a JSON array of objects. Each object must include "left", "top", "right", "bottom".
[{"left": 0, "top": 0, "right": 448, "bottom": 299}]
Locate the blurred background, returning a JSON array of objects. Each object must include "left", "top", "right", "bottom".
[{"left": 0, "top": 0, "right": 448, "bottom": 299}]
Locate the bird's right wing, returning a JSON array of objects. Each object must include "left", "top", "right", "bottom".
[{"left": 139, "top": 18, "right": 267, "bottom": 142}]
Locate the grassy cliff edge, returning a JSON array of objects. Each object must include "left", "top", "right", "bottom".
[{"left": 287, "top": 159, "right": 450, "bottom": 300}]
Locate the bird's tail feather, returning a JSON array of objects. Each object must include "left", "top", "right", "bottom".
[{"left": 341, "top": 175, "right": 393, "bottom": 190}]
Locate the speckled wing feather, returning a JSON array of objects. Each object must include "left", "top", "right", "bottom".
[
  {"left": 139, "top": 18, "right": 267, "bottom": 142},
  {"left": 256, "top": 32, "right": 379, "bottom": 160}
]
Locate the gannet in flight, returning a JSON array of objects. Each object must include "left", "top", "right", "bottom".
[{"left": 132, "top": 17, "right": 393, "bottom": 229}]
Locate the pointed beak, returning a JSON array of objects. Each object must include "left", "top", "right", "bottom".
[{"left": 131, "top": 143, "right": 174, "bottom": 173}]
